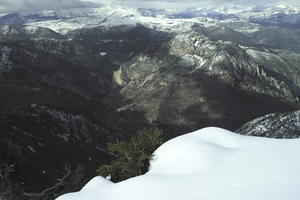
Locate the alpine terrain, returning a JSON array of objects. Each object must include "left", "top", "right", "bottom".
[{"left": 0, "top": 1, "right": 300, "bottom": 200}]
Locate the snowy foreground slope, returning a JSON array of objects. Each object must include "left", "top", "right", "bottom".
[{"left": 56, "top": 127, "right": 300, "bottom": 200}]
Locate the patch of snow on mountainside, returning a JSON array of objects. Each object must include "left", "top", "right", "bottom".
[
  {"left": 24, "top": 25, "right": 40, "bottom": 33},
  {"left": 56, "top": 127, "right": 300, "bottom": 200}
]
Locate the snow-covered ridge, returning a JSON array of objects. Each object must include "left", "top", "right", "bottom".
[
  {"left": 23, "top": 6, "right": 200, "bottom": 34},
  {"left": 56, "top": 127, "right": 300, "bottom": 200},
  {"left": 1, "top": 4, "right": 299, "bottom": 34},
  {"left": 238, "top": 111, "right": 300, "bottom": 139}
]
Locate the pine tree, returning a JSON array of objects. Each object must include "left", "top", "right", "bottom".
[{"left": 97, "top": 128, "right": 163, "bottom": 182}]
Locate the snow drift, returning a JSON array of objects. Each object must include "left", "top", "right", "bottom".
[{"left": 56, "top": 127, "right": 300, "bottom": 200}]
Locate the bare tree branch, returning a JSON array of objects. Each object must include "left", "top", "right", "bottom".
[{"left": 23, "top": 165, "right": 71, "bottom": 198}]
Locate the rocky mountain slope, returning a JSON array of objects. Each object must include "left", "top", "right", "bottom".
[
  {"left": 237, "top": 110, "right": 300, "bottom": 138},
  {"left": 0, "top": 104, "right": 117, "bottom": 199},
  {"left": 0, "top": 24, "right": 171, "bottom": 200},
  {"left": 109, "top": 30, "right": 300, "bottom": 136}
]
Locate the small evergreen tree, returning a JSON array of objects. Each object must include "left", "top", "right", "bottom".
[{"left": 97, "top": 128, "right": 163, "bottom": 182}]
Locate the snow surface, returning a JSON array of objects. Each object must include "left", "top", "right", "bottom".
[{"left": 56, "top": 127, "right": 300, "bottom": 200}]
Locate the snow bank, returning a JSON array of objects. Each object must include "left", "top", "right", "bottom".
[{"left": 56, "top": 127, "right": 300, "bottom": 200}]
